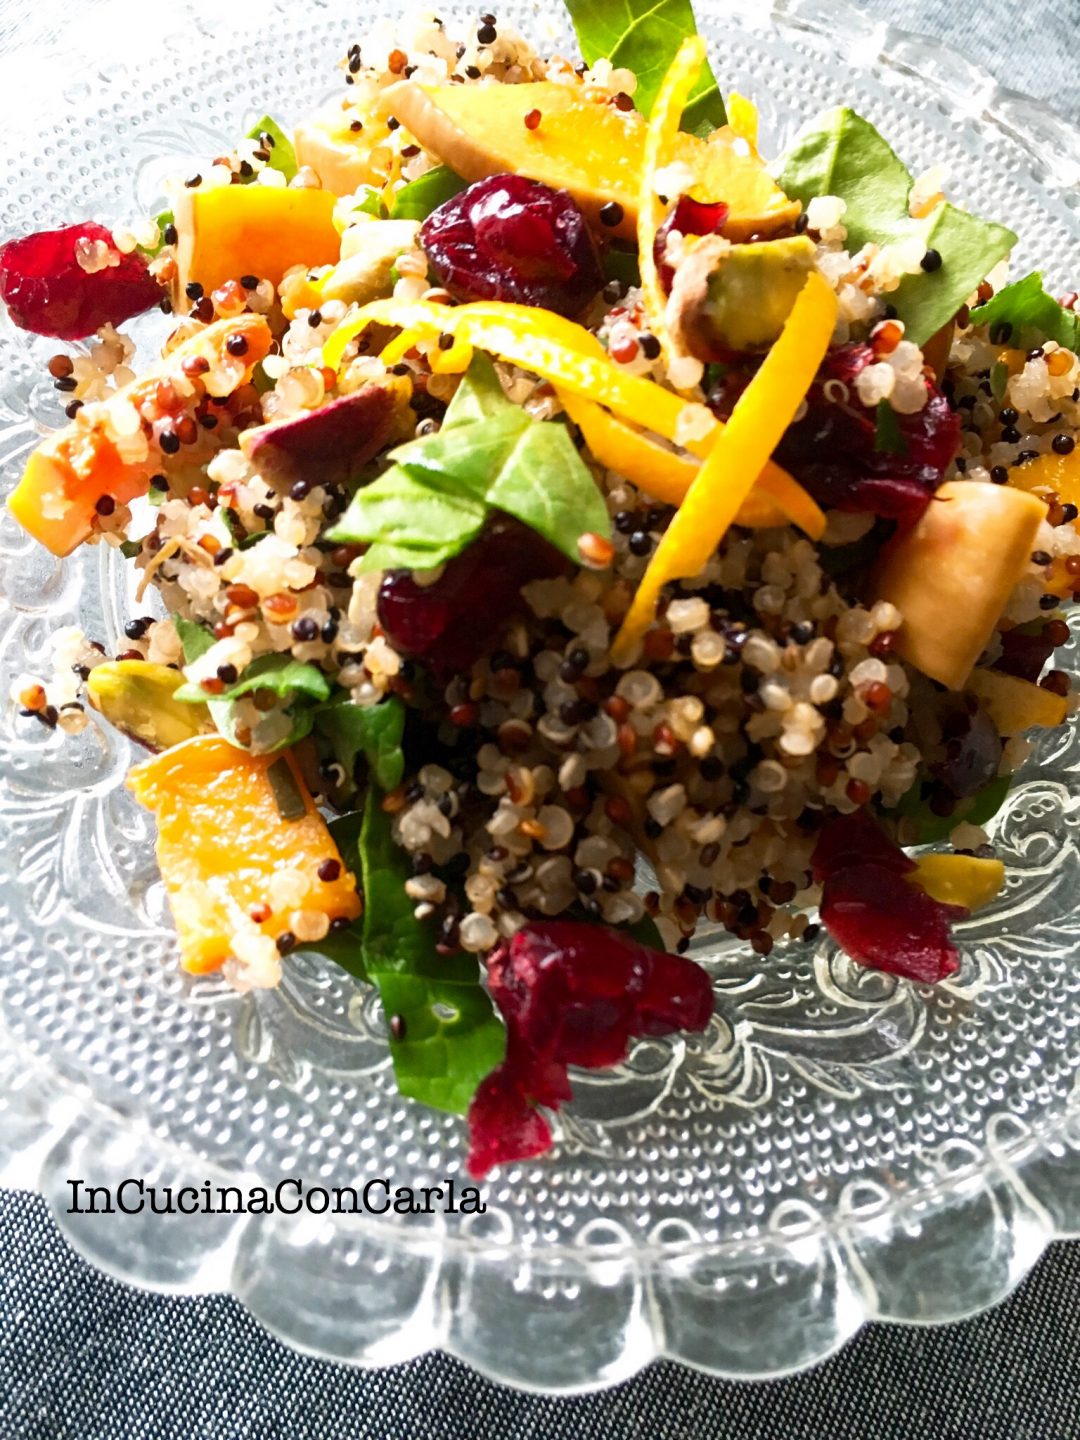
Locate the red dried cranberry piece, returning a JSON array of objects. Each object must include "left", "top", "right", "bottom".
[
  {"left": 653, "top": 195, "right": 730, "bottom": 293},
  {"left": 0, "top": 222, "right": 161, "bottom": 340},
  {"left": 376, "top": 517, "right": 563, "bottom": 677},
  {"left": 712, "top": 343, "right": 960, "bottom": 524},
  {"left": 420, "top": 175, "right": 603, "bottom": 317},
  {"left": 466, "top": 920, "right": 714, "bottom": 1178},
  {"left": 993, "top": 621, "right": 1059, "bottom": 684},
  {"left": 812, "top": 813, "right": 966, "bottom": 984}
]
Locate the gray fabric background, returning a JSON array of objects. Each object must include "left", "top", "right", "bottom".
[{"left": 3, "top": 1, "right": 1079, "bottom": 1435}]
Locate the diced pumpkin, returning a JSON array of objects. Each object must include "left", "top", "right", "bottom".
[
  {"left": 128, "top": 735, "right": 362, "bottom": 977},
  {"left": 966, "top": 667, "right": 1069, "bottom": 734},
  {"left": 873, "top": 481, "right": 1047, "bottom": 690},
  {"left": 172, "top": 184, "right": 339, "bottom": 309},
  {"left": 909, "top": 853, "right": 1005, "bottom": 911},
  {"left": 7, "top": 314, "right": 271, "bottom": 556},
  {"left": 380, "top": 80, "right": 800, "bottom": 244},
  {"left": 294, "top": 103, "right": 392, "bottom": 196},
  {"left": 86, "top": 661, "right": 212, "bottom": 751}
]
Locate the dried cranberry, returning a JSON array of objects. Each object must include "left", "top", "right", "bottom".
[
  {"left": 993, "top": 621, "right": 1059, "bottom": 684},
  {"left": 377, "top": 517, "right": 563, "bottom": 677},
  {"left": 0, "top": 222, "right": 161, "bottom": 340},
  {"left": 420, "top": 175, "right": 603, "bottom": 317},
  {"left": 712, "top": 343, "right": 960, "bottom": 524},
  {"left": 466, "top": 920, "right": 714, "bottom": 1177},
  {"left": 811, "top": 813, "right": 965, "bottom": 984},
  {"left": 653, "top": 196, "right": 730, "bottom": 293}
]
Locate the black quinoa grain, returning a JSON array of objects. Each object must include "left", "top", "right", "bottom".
[
  {"left": 1000, "top": 425, "right": 1021, "bottom": 444},
  {"left": 320, "top": 619, "right": 338, "bottom": 644},
  {"left": 477, "top": 22, "right": 497, "bottom": 43},
  {"left": 159, "top": 296, "right": 173, "bottom": 314},
  {"left": 329, "top": 916, "right": 353, "bottom": 934},
  {"left": 240, "top": 273, "right": 259, "bottom": 289},
  {"left": 318, "top": 858, "right": 342, "bottom": 882},
  {"left": 920, "top": 248, "right": 942, "bottom": 272},
  {"left": 1040, "top": 593, "right": 1059, "bottom": 610},
  {"left": 628, "top": 531, "right": 652, "bottom": 556},
  {"left": 163, "top": 223, "right": 178, "bottom": 245},
  {"left": 574, "top": 868, "right": 598, "bottom": 894},
  {"left": 990, "top": 465, "right": 1009, "bottom": 484},
  {"left": 64, "top": 400, "right": 84, "bottom": 419},
  {"left": 465, "top": 64, "right": 481, "bottom": 78},
  {"left": 1052, "top": 433, "right": 1075, "bottom": 455},
  {"left": 599, "top": 201, "right": 624, "bottom": 228},
  {"left": 639, "top": 333, "right": 662, "bottom": 361},
  {"left": 291, "top": 617, "right": 319, "bottom": 641},
  {"left": 123, "top": 617, "right": 149, "bottom": 639},
  {"left": 216, "top": 663, "right": 238, "bottom": 683},
  {"left": 1031, "top": 550, "right": 1052, "bottom": 566},
  {"left": 794, "top": 212, "right": 809, "bottom": 234},
  {"left": 253, "top": 502, "right": 275, "bottom": 521},
  {"left": 276, "top": 932, "right": 296, "bottom": 955},
  {"left": 185, "top": 281, "right": 204, "bottom": 301},
  {"left": 225, "top": 333, "right": 249, "bottom": 357},
  {"left": 94, "top": 494, "right": 115, "bottom": 516},
  {"left": 290, "top": 478, "right": 312, "bottom": 500},
  {"left": 307, "top": 310, "right": 323, "bottom": 327}
]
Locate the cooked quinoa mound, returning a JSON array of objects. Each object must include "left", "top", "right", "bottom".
[{"left": 15, "top": 8, "right": 1080, "bottom": 988}]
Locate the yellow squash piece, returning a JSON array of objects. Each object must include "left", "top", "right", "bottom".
[
  {"left": 639, "top": 37, "right": 705, "bottom": 349},
  {"left": 129, "top": 735, "right": 362, "bottom": 976},
  {"left": 557, "top": 390, "right": 824, "bottom": 537},
  {"left": 86, "top": 661, "right": 212, "bottom": 751},
  {"left": 380, "top": 80, "right": 800, "bottom": 244},
  {"left": 8, "top": 315, "right": 272, "bottom": 556},
  {"left": 172, "top": 183, "right": 340, "bottom": 308},
  {"left": 966, "top": 667, "right": 1069, "bottom": 735},
  {"left": 610, "top": 272, "right": 838, "bottom": 665},
  {"left": 873, "top": 481, "right": 1047, "bottom": 690},
  {"left": 910, "top": 853, "right": 1005, "bottom": 911}
]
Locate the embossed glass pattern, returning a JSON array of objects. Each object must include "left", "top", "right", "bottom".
[{"left": 1, "top": 0, "right": 1080, "bottom": 1388}]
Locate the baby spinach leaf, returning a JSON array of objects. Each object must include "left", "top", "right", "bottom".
[
  {"left": 389, "top": 406, "right": 609, "bottom": 562},
  {"left": 315, "top": 694, "right": 406, "bottom": 794},
  {"left": 327, "top": 464, "right": 489, "bottom": 571},
  {"left": 563, "top": 0, "right": 726, "bottom": 131},
  {"left": 246, "top": 114, "right": 298, "bottom": 182},
  {"left": 969, "top": 271, "right": 1080, "bottom": 353},
  {"left": 389, "top": 164, "right": 468, "bottom": 221},
  {"left": 327, "top": 355, "right": 609, "bottom": 570},
  {"left": 173, "top": 653, "right": 330, "bottom": 705},
  {"left": 174, "top": 619, "right": 325, "bottom": 749},
  {"left": 887, "top": 771, "right": 1012, "bottom": 845},
  {"left": 777, "top": 107, "right": 1016, "bottom": 346},
  {"left": 873, "top": 400, "right": 906, "bottom": 456},
  {"left": 349, "top": 185, "right": 388, "bottom": 220},
  {"left": 441, "top": 351, "right": 513, "bottom": 429},
  {"left": 355, "top": 789, "right": 506, "bottom": 1114}
]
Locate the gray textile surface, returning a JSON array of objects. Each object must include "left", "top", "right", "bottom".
[{"left": 3, "top": 1, "right": 1080, "bottom": 1436}]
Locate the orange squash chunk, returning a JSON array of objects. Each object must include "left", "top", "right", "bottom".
[
  {"left": 172, "top": 184, "right": 340, "bottom": 308},
  {"left": 128, "top": 735, "right": 362, "bottom": 978},
  {"left": 8, "top": 314, "right": 271, "bottom": 556},
  {"left": 382, "top": 81, "right": 800, "bottom": 243}
]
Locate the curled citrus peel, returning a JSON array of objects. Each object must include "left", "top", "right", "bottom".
[{"left": 610, "top": 271, "right": 838, "bottom": 666}]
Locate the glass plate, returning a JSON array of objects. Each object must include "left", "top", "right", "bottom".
[{"left": 2, "top": 0, "right": 1080, "bottom": 1391}]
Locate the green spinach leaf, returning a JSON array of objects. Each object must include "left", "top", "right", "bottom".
[
  {"left": 174, "top": 653, "right": 330, "bottom": 705},
  {"left": 888, "top": 771, "right": 1012, "bottom": 845},
  {"left": 246, "top": 115, "right": 298, "bottom": 182},
  {"left": 969, "top": 271, "right": 1080, "bottom": 353},
  {"left": 315, "top": 695, "right": 406, "bottom": 794},
  {"left": 326, "top": 354, "right": 609, "bottom": 570},
  {"left": 563, "top": 0, "right": 726, "bottom": 131},
  {"left": 777, "top": 107, "right": 1016, "bottom": 346},
  {"left": 354, "top": 790, "right": 506, "bottom": 1114},
  {"left": 389, "top": 164, "right": 468, "bottom": 221},
  {"left": 174, "top": 618, "right": 325, "bottom": 749}
]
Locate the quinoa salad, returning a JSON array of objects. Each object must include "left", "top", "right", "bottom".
[{"left": 5, "top": 1, "right": 1080, "bottom": 1176}]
